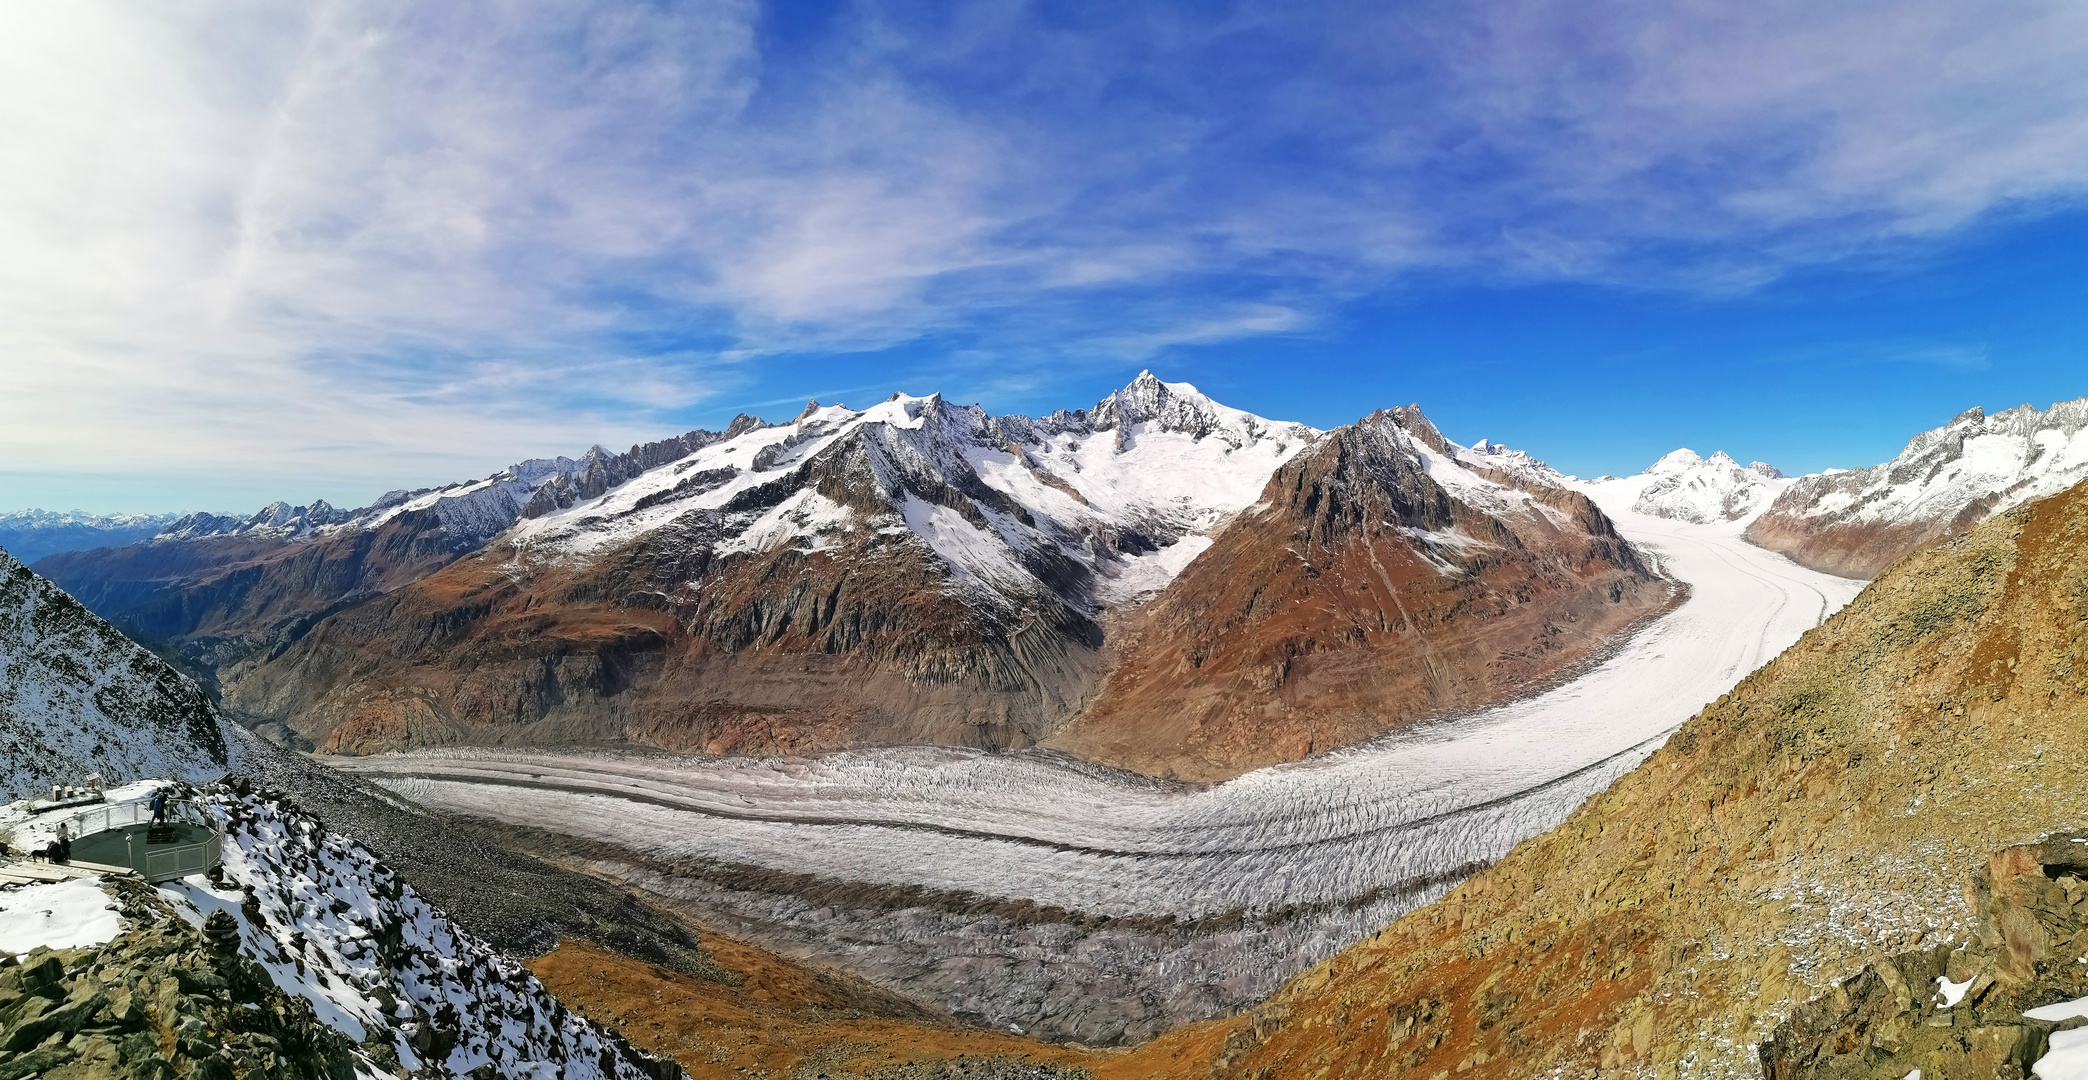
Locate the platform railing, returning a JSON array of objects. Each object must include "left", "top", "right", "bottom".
[{"left": 55, "top": 797, "right": 226, "bottom": 882}]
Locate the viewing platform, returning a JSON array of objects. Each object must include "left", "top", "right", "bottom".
[{"left": 1, "top": 780, "right": 224, "bottom": 884}]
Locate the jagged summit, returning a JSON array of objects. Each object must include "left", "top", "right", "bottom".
[
  {"left": 505, "top": 372, "right": 1316, "bottom": 608},
  {"left": 1084, "top": 371, "right": 1310, "bottom": 451},
  {"left": 1575, "top": 447, "right": 1792, "bottom": 524},
  {"left": 1748, "top": 394, "right": 2088, "bottom": 577},
  {"left": 1459, "top": 436, "right": 1571, "bottom": 489}
]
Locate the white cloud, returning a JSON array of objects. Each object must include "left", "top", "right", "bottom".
[{"left": 3, "top": 0, "right": 2088, "bottom": 511}]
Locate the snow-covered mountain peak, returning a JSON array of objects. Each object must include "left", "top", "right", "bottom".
[
  {"left": 855, "top": 390, "right": 940, "bottom": 429},
  {"left": 1576, "top": 447, "right": 1792, "bottom": 525},
  {"left": 1649, "top": 448, "right": 1706, "bottom": 474},
  {"left": 1089, "top": 371, "right": 1310, "bottom": 451},
  {"left": 1456, "top": 437, "right": 1571, "bottom": 489},
  {"left": 1747, "top": 395, "right": 2088, "bottom": 577},
  {"left": 497, "top": 375, "right": 1321, "bottom": 615},
  {"left": 1297, "top": 406, "right": 1578, "bottom": 530}
]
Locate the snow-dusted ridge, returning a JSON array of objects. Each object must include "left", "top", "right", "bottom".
[
  {"left": 0, "top": 547, "right": 228, "bottom": 801},
  {"left": 1573, "top": 448, "right": 1791, "bottom": 525},
  {"left": 1760, "top": 397, "right": 2088, "bottom": 535},
  {"left": 0, "top": 781, "right": 677, "bottom": 1079},
  {"left": 160, "top": 786, "right": 673, "bottom": 1079},
  {"left": 133, "top": 373, "right": 1319, "bottom": 619},
  {"left": 501, "top": 372, "right": 1321, "bottom": 614}
]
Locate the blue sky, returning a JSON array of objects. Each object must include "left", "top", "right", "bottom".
[{"left": 2, "top": 0, "right": 2087, "bottom": 512}]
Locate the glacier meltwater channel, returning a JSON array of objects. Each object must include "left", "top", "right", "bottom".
[{"left": 332, "top": 507, "right": 1867, "bottom": 1042}]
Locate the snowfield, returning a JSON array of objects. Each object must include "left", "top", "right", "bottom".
[
  {"left": 333, "top": 505, "right": 1865, "bottom": 1035},
  {"left": 0, "top": 877, "right": 124, "bottom": 955}
]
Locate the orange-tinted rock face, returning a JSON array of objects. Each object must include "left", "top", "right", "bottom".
[
  {"left": 1050, "top": 407, "right": 1669, "bottom": 782},
  {"left": 39, "top": 385, "right": 1671, "bottom": 778},
  {"left": 1100, "top": 475, "right": 2088, "bottom": 1079}
]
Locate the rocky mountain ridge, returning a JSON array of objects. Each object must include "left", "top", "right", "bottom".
[
  {"left": 0, "top": 545, "right": 228, "bottom": 801},
  {"left": 207, "top": 374, "right": 1326, "bottom": 758},
  {"left": 1051, "top": 406, "right": 1669, "bottom": 780},
  {"left": 35, "top": 375, "right": 1665, "bottom": 775},
  {"left": 1085, "top": 471, "right": 2088, "bottom": 1077},
  {"left": 1748, "top": 395, "right": 2088, "bottom": 578}
]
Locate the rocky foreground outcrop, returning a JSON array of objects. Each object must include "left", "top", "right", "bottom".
[
  {"left": 1761, "top": 831, "right": 2088, "bottom": 1078},
  {"left": 1086, "top": 473, "right": 2088, "bottom": 1077},
  {"left": 0, "top": 878, "right": 360, "bottom": 1080}
]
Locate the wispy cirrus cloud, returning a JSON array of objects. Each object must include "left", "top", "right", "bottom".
[{"left": 4, "top": 0, "right": 2088, "bottom": 510}]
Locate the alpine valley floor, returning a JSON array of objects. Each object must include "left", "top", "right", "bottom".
[{"left": 327, "top": 507, "right": 1865, "bottom": 1046}]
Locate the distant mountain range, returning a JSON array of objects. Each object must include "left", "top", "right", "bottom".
[
  {"left": 1747, "top": 398, "right": 2088, "bottom": 577},
  {"left": 0, "top": 509, "right": 185, "bottom": 566},
  {"left": 22, "top": 374, "right": 1655, "bottom": 776},
  {"left": 18, "top": 379, "right": 2087, "bottom": 775}
]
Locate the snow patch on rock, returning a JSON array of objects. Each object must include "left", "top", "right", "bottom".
[{"left": 157, "top": 789, "right": 673, "bottom": 1079}]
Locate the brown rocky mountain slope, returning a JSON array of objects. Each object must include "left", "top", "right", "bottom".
[
  {"left": 531, "top": 938, "right": 1118, "bottom": 1080},
  {"left": 1050, "top": 406, "right": 1670, "bottom": 782},
  {"left": 40, "top": 377, "right": 1317, "bottom": 757},
  {"left": 43, "top": 379, "right": 1665, "bottom": 775},
  {"left": 1059, "top": 472, "right": 2088, "bottom": 1078},
  {"left": 225, "top": 495, "right": 1107, "bottom": 756}
]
